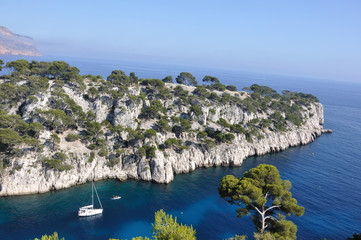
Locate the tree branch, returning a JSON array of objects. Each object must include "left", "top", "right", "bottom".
[
  {"left": 251, "top": 204, "right": 262, "bottom": 215},
  {"left": 264, "top": 215, "right": 278, "bottom": 221},
  {"left": 265, "top": 205, "right": 280, "bottom": 213},
  {"left": 264, "top": 192, "right": 269, "bottom": 199}
]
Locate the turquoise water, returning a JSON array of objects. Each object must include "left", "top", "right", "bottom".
[{"left": 0, "top": 56, "right": 361, "bottom": 239}]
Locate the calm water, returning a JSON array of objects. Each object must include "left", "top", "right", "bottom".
[{"left": 0, "top": 56, "right": 361, "bottom": 240}]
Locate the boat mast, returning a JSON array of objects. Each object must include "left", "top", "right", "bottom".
[
  {"left": 94, "top": 183, "right": 103, "bottom": 209},
  {"left": 92, "top": 180, "right": 94, "bottom": 208}
]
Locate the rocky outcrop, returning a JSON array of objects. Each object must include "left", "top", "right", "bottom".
[{"left": 0, "top": 92, "right": 326, "bottom": 196}]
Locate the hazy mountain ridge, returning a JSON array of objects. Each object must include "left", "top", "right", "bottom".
[{"left": 0, "top": 25, "right": 42, "bottom": 56}]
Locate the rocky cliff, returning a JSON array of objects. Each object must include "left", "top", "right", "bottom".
[
  {"left": 0, "top": 62, "right": 328, "bottom": 196},
  {"left": 0, "top": 25, "right": 42, "bottom": 56}
]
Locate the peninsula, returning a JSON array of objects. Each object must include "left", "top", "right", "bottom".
[
  {"left": 0, "top": 25, "right": 42, "bottom": 56},
  {"left": 0, "top": 60, "right": 329, "bottom": 196}
]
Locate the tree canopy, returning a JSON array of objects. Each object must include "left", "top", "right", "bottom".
[
  {"left": 46, "top": 61, "right": 80, "bottom": 80},
  {"left": 219, "top": 164, "right": 304, "bottom": 239},
  {"left": 34, "top": 232, "right": 64, "bottom": 240},
  {"left": 107, "top": 70, "right": 130, "bottom": 86},
  {"left": 175, "top": 72, "right": 197, "bottom": 86},
  {"left": 202, "top": 75, "right": 219, "bottom": 84},
  {"left": 6, "top": 59, "right": 30, "bottom": 73},
  {"left": 152, "top": 209, "right": 196, "bottom": 240},
  {"left": 162, "top": 75, "right": 173, "bottom": 83},
  {"left": 109, "top": 209, "right": 196, "bottom": 240}
]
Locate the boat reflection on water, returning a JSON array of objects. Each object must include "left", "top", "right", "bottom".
[{"left": 78, "top": 213, "right": 103, "bottom": 222}]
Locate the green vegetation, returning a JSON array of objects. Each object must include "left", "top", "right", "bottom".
[
  {"left": 110, "top": 209, "right": 196, "bottom": 240},
  {"left": 155, "top": 118, "right": 172, "bottom": 133},
  {"left": 161, "top": 75, "right": 173, "bottom": 83},
  {"left": 34, "top": 232, "right": 64, "bottom": 240},
  {"left": 0, "top": 59, "right": 320, "bottom": 178},
  {"left": 107, "top": 70, "right": 132, "bottom": 86},
  {"left": 204, "top": 128, "right": 235, "bottom": 143},
  {"left": 144, "top": 129, "right": 157, "bottom": 138},
  {"left": 190, "top": 105, "right": 203, "bottom": 117},
  {"left": 43, "top": 152, "right": 73, "bottom": 172},
  {"left": 226, "top": 85, "right": 237, "bottom": 91},
  {"left": 152, "top": 209, "right": 196, "bottom": 240},
  {"left": 202, "top": 75, "right": 219, "bottom": 85},
  {"left": 348, "top": 233, "right": 361, "bottom": 240},
  {"left": 141, "top": 100, "right": 166, "bottom": 119},
  {"left": 219, "top": 164, "right": 304, "bottom": 239},
  {"left": 176, "top": 72, "right": 197, "bottom": 86},
  {"left": 88, "top": 152, "right": 95, "bottom": 162},
  {"left": 172, "top": 119, "right": 192, "bottom": 136},
  {"left": 38, "top": 109, "right": 75, "bottom": 132},
  {"left": 65, "top": 133, "right": 79, "bottom": 142}
]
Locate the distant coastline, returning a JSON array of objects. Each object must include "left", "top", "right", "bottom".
[{"left": 0, "top": 25, "right": 42, "bottom": 57}]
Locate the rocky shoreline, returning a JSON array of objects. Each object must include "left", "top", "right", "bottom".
[{"left": 0, "top": 102, "right": 329, "bottom": 196}]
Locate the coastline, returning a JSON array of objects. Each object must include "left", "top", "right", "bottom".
[{"left": 0, "top": 103, "right": 328, "bottom": 196}]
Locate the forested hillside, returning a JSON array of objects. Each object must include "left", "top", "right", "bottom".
[{"left": 0, "top": 59, "right": 323, "bottom": 195}]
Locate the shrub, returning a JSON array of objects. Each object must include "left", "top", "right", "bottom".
[
  {"left": 164, "top": 138, "right": 182, "bottom": 148},
  {"left": 135, "top": 147, "right": 146, "bottom": 159},
  {"left": 43, "top": 158, "right": 72, "bottom": 172},
  {"left": 197, "top": 131, "right": 208, "bottom": 140},
  {"left": 53, "top": 152, "right": 67, "bottom": 161},
  {"left": 190, "top": 105, "right": 203, "bottom": 116},
  {"left": 217, "top": 118, "right": 230, "bottom": 129},
  {"left": 201, "top": 138, "right": 216, "bottom": 150},
  {"left": 65, "top": 133, "right": 79, "bottom": 142},
  {"left": 144, "top": 129, "right": 157, "bottom": 138},
  {"left": 155, "top": 118, "right": 172, "bottom": 133},
  {"left": 108, "top": 157, "right": 120, "bottom": 167},
  {"left": 230, "top": 124, "right": 246, "bottom": 134},
  {"left": 209, "top": 92, "right": 220, "bottom": 102},
  {"left": 98, "top": 147, "right": 108, "bottom": 157},
  {"left": 34, "top": 232, "right": 64, "bottom": 240},
  {"left": 86, "top": 144, "right": 99, "bottom": 150},
  {"left": 88, "top": 152, "right": 95, "bottom": 162},
  {"left": 226, "top": 85, "right": 237, "bottom": 91},
  {"left": 144, "top": 145, "right": 156, "bottom": 158},
  {"left": 172, "top": 119, "right": 192, "bottom": 135},
  {"left": 212, "top": 82, "right": 226, "bottom": 91},
  {"left": 193, "top": 85, "right": 210, "bottom": 98},
  {"left": 162, "top": 75, "right": 173, "bottom": 83},
  {"left": 0, "top": 128, "right": 23, "bottom": 151},
  {"left": 209, "top": 108, "right": 216, "bottom": 114},
  {"left": 141, "top": 100, "right": 166, "bottom": 119}
]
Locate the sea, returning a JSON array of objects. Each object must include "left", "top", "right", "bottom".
[{"left": 0, "top": 55, "right": 360, "bottom": 240}]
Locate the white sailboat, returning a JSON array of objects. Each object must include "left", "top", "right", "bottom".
[{"left": 78, "top": 180, "right": 103, "bottom": 217}]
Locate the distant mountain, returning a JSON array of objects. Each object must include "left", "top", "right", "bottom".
[{"left": 0, "top": 25, "right": 42, "bottom": 56}]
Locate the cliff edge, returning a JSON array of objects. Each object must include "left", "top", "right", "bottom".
[{"left": 0, "top": 61, "right": 329, "bottom": 196}]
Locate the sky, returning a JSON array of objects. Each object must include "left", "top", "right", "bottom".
[{"left": 1, "top": 0, "right": 361, "bottom": 82}]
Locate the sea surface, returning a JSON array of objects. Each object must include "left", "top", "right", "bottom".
[{"left": 0, "top": 56, "right": 361, "bottom": 240}]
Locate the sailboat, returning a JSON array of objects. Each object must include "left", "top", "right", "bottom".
[{"left": 78, "top": 180, "right": 103, "bottom": 217}]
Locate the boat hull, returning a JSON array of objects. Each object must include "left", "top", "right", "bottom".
[{"left": 78, "top": 208, "right": 103, "bottom": 217}]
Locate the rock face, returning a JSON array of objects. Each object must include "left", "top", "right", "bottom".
[
  {"left": 0, "top": 25, "right": 42, "bottom": 56},
  {"left": 0, "top": 80, "right": 327, "bottom": 196}
]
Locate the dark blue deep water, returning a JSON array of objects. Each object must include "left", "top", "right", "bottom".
[{"left": 0, "top": 56, "right": 361, "bottom": 240}]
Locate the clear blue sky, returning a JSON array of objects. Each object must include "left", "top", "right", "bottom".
[{"left": 1, "top": 0, "right": 361, "bottom": 82}]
